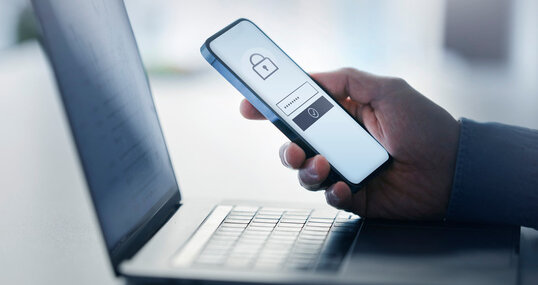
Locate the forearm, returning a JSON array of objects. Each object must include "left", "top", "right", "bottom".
[{"left": 447, "top": 118, "right": 538, "bottom": 228}]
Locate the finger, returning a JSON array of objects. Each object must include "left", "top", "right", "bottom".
[
  {"left": 279, "top": 142, "right": 305, "bottom": 169},
  {"left": 324, "top": 182, "right": 352, "bottom": 209},
  {"left": 239, "top": 99, "right": 266, "bottom": 120},
  {"left": 325, "top": 182, "right": 367, "bottom": 216},
  {"left": 298, "top": 155, "right": 330, "bottom": 191},
  {"left": 311, "top": 68, "right": 385, "bottom": 104}
]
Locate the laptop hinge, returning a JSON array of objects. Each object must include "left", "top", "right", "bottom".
[{"left": 110, "top": 191, "right": 181, "bottom": 275}]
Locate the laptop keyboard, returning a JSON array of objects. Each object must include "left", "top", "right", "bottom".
[{"left": 192, "top": 205, "right": 361, "bottom": 272}]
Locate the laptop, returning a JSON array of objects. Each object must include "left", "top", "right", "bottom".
[{"left": 32, "top": 0, "right": 520, "bottom": 284}]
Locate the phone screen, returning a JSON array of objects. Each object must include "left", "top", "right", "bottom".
[{"left": 209, "top": 20, "right": 388, "bottom": 184}]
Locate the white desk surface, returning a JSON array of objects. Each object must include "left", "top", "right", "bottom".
[{"left": 0, "top": 42, "right": 537, "bottom": 284}]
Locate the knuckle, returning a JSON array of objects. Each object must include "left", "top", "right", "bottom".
[
  {"left": 340, "top": 67, "right": 359, "bottom": 75},
  {"left": 381, "top": 77, "right": 409, "bottom": 96},
  {"left": 384, "top": 77, "right": 408, "bottom": 89}
]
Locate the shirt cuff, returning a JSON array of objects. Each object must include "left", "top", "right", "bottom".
[{"left": 446, "top": 118, "right": 538, "bottom": 228}]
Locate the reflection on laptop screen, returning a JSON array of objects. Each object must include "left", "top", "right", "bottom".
[{"left": 33, "top": 0, "right": 179, "bottom": 251}]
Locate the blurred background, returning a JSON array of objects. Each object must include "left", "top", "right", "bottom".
[
  {"left": 1, "top": 0, "right": 537, "bottom": 126},
  {"left": 0, "top": 1, "right": 537, "bottom": 284}
]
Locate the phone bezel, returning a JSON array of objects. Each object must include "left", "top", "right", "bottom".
[{"left": 202, "top": 18, "right": 392, "bottom": 192}]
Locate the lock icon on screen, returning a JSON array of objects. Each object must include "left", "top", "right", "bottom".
[{"left": 250, "top": 53, "right": 278, "bottom": 80}]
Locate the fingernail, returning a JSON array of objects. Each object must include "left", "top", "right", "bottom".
[
  {"left": 325, "top": 186, "right": 340, "bottom": 207},
  {"left": 305, "top": 156, "right": 319, "bottom": 180},
  {"left": 279, "top": 142, "right": 291, "bottom": 168}
]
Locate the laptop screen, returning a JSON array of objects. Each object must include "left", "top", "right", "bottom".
[{"left": 32, "top": 0, "right": 180, "bottom": 253}]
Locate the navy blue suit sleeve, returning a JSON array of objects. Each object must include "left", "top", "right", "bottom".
[{"left": 447, "top": 118, "right": 538, "bottom": 228}]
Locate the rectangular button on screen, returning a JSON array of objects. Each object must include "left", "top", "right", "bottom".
[{"left": 292, "top": 96, "right": 333, "bottom": 131}]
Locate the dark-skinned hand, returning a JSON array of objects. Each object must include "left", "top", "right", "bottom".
[{"left": 240, "top": 68, "right": 460, "bottom": 220}]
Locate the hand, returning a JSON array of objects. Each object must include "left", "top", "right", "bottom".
[{"left": 240, "top": 68, "right": 460, "bottom": 220}]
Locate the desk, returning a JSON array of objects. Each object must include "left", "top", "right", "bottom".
[{"left": 0, "top": 42, "right": 536, "bottom": 284}]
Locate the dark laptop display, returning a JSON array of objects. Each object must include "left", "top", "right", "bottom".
[{"left": 32, "top": 0, "right": 179, "bottom": 258}]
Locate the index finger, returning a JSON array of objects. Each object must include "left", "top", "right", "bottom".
[{"left": 240, "top": 99, "right": 266, "bottom": 120}]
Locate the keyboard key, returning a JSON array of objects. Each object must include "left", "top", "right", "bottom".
[
  {"left": 266, "top": 241, "right": 295, "bottom": 249},
  {"left": 228, "top": 213, "right": 255, "bottom": 219},
  {"left": 239, "top": 240, "right": 267, "bottom": 247},
  {"left": 280, "top": 218, "right": 307, "bottom": 224},
  {"left": 251, "top": 218, "right": 279, "bottom": 224},
  {"left": 265, "top": 245, "right": 294, "bottom": 252},
  {"left": 248, "top": 226, "right": 274, "bottom": 232},
  {"left": 269, "top": 238, "right": 298, "bottom": 245},
  {"left": 274, "top": 227, "right": 302, "bottom": 233},
  {"left": 293, "top": 242, "right": 323, "bottom": 250},
  {"left": 249, "top": 222, "right": 276, "bottom": 228},
  {"left": 226, "top": 212, "right": 256, "bottom": 220},
  {"left": 227, "top": 213, "right": 254, "bottom": 218},
  {"left": 272, "top": 229, "right": 300, "bottom": 235},
  {"left": 302, "top": 227, "right": 330, "bottom": 233},
  {"left": 277, "top": 223, "right": 303, "bottom": 228},
  {"left": 298, "top": 233, "right": 326, "bottom": 240},
  {"left": 242, "top": 231, "right": 271, "bottom": 238},
  {"left": 242, "top": 235, "right": 271, "bottom": 242},
  {"left": 283, "top": 212, "right": 309, "bottom": 217},
  {"left": 267, "top": 237, "right": 296, "bottom": 245},
  {"left": 238, "top": 237, "right": 266, "bottom": 244},
  {"left": 255, "top": 213, "right": 282, "bottom": 219},
  {"left": 253, "top": 216, "right": 280, "bottom": 221},
  {"left": 308, "top": 218, "right": 335, "bottom": 224},
  {"left": 266, "top": 239, "right": 295, "bottom": 246},
  {"left": 305, "top": 223, "right": 332, "bottom": 229},
  {"left": 264, "top": 245, "right": 293, "bottom": 253},
  {"left": 224, "top": 218, "right": 252, "bottom": 224},
  {"left": 260, "top": 246, "right": 289, "bottom": 253},
  {"left": 285, "top": 210, "right": 311, "bottom": 216}
]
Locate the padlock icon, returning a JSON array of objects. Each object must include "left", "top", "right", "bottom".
[{"left": 250, "top": 53, "right": 278, "bottom": 80}]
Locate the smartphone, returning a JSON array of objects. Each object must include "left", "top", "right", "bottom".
[{"left": 201, "top": 19, "right": 389, "bottom": 192}]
